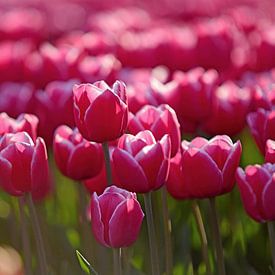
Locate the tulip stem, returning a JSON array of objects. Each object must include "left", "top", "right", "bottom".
[
  {"left": 19, "top": 197, "right": 32, "bottom": 275},
  {"left": 209, "top": 197, "right": 226, "bottom": 275},
  {"left": 268, "top": 222, "right": 275, "bottom": 272},
  {"left": 113, "top": 248, "right": 122, "bottom": 275},
  {"left": 27, "top": 194, "right": 48, "bottom": 275},
  {"left": 191, "top": 200, "right": 211, "bottom": 275},
  {"left": 144, "top": 192, "right": 160, "bottom": 275},
  {"left": 161, "top": 188, "right": 173, "bottom": 275},
  {"left": 102, "top": 142, "right": 112, "bottom": 186}
]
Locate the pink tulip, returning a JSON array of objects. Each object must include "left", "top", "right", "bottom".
[
  {"left": 73, "top": 80, "right": 128, "bottom": 143},
  {"left": 0, "top": 132, "right": 50, "bottom": 198},
  {"left": 128, "top": 104, "right": 180, "bottom": 157},
  {"left": 53, "top": 125, "right": 103, "bottom": 181},
  {"left": 0, "top": 112, "right": 38, "bottom": 140},
  {"left": 166, "top": 135, "right": 242, "bottom": 199},
  {"left": 90, "top": 185, "right": 144, "bottom": 248},
  {"left": 265, "top": 139, "right": 275, "bottom": 164},
  {"left": 236, "top": 163, "right": 275, "bottom": 222},
  {"left": 111, "top": 130, "right": 171, "bottom": 193},
  {"left": 247, "top": 109, "right": 275, "bottom": 154},
  {"left": 202, "top": 81, "right": 252, "bottom": 136}
]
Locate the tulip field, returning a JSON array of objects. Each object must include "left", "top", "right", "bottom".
[{"left": 0, "top": 0, "right": 275, "bottom": 274}]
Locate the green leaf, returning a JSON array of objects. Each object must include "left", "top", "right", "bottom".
[{"left": 76, "top": 250, "right": 92, "bottom": 275}]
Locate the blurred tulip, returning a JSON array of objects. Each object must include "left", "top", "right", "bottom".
[
  {"left": 73, "top": 80, "right": 128, "bottom": 142},
  {"left": 265, "top": 139, "right": 275, "bottom": 163},
  {"left": 0, "top": 246, "right": 23, "bottom": 275},
  {"left": 166, "top": 135, "right": 242, "bottom": 199},
  {"left": 90, "top": 185, "right": 144, "bottom": 248},
  {"left": 247, "top": 108, "right": 275, "bottom": 154},
  {"left": 0, "top": 132, "right": 50, "bottom": 198},
  {"left": 111, "top": 130, "right": 171, "bottom": 193},
  {"left": 53, "top": 125, "right": 103, "bottom": 181},
  {"left": 34, "top": 79, "right": 77, "bottom": 145},
  {"left": 128, "top": 104, "right": 180, "bottom": 157},
  {"left": 0, "top": 82, "right": 35, "bottom": 118},
  {"left": 236, "top": 163, "right": 275, "bottom": 222},
  {"left": 202, "top": 81, "right": 252, "bottom": 136},
  {"left": 0, "top": 112, "right": 38, "bottom": 140}
]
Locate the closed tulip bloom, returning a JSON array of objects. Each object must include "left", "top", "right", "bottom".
[
  {"left": 90, "top": 185, "right": 144, "bottom": 248},
  {"left": 265, "top": 139, "right": 275, "bottom": 163},
  {"left": 166, "top": 135, "right": 242, "bottom": 199},
  {"left": 53, "top": 125, "right": 103, "bottom": 181},
  {"left": 0, "top": 132, "right": 50, "bottom": 197},
  {"left": 73, "top": 80, "right": 128, "bottom": 143},
  {"left": 111, "top": 130, "right": 171, "bottom": 193},
  {"left": 128, "top": 104, "right": 180, "bottom": 157},
  {"left": 236, "top": 163, "right": 275, "bottom": 222},
  {"left": 202, "top": 81, "right": 252, "bottom": 136},
  {"left": 247, "top": 109, "right": 275, "bottom": 154},
  {"left": 0, "top": 112, "right": 38, "bottom": 140}
]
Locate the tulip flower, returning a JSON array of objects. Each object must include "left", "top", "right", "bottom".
[
  {"left": 0, "top": 132, "right": 50, "bottom": 197},
  {"left": 53, "top": 125, "right": 103, "bottom": 181},
  {"left": 265, "top": 139, "right": 275, "bottom": 164},
  {"left": 73, "top": 80, "right": 128, "bottom": 143},
  {"left": 202, "top": 81, "right": 252, "bottom": 136},
  {"left": 0, "top": 112, "right": 38, "bottom": 140},
  {"left": 34, "top": 79, "right": 78, "bottom": 145},
  {"left": 247, "top": 108, "right": 275, "bottom": 154},
  {"left": 90, "top": 185, "right": 144, "bottom": 248},
  {"left": 128, "top": 104, "right": 180, "bottom": 157},
  {"left": 166, "top": 135, "right": 242, "bottom": 199},
  {"left": 111, "top": 130, "right": 171, "bottom": 193},
  {"left": 236, "top": 163, "right": 275, "bottom": 222}
]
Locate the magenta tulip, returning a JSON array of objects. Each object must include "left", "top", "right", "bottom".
[
  {"left": 0, "top": 112, "right": 38, "bottom": 140},
  {"left": 247, "top": 109, "right": 275, "bottom": 154},
  {"left": 128, "top": 104, "right": 180, "bottom": 157},
  {"left": 166, "top": 135, "right": 242, "bottom": 199},
  {"left": 265, "top": 139, "right": 275, "bottom": 164},
  {"left": 53, "top": 125, "right": 103, "bottom": 181},
  {"left": 90, "top": 185, "right": 144, "bottom": 248},
  {"left": 0, "top": 132, "right": 50, "bottom": 197},
  {"left": 111, "top": 130, "right": 171, "bottom": 193},
  {"left": 73, "top": 80, "right": 128, "bottom": 143},
  {"left": 236, "top": 163, "right": 275, "bottom": 222}
]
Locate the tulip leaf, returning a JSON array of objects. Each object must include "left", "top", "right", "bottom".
[{"left": 76, "top": 250, "right": 98, "bottom": 275}]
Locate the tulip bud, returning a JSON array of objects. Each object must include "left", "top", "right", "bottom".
[
  {"left": 166, "top": 135, "right": 242, "bottom": 199},
  {"left": 111, "top": 130, "right": 171, "bottom": 193},
  {"left": 247, "top": 108, "right": 275, "bottom": 154},
  {"left": 128, "top": 104, "right": 180, "bottom": 157},
  {"left": 53, "top": 125, "right": 103, "bottom": 181},
  {"left": 0, "top": 112, "right": 38, "bottom": 140},
  {"left": 265, "top": 139, "right": 275, "bottom": 163},
  {"left": 90, "top": 185, "right": 144, "bottom": 248},
  {"left": 73, "top": 80, "right": 128, "bottom": 143},
  {"left": 236, "top": 163, "right": 275, "bottom": 222},
  {"left": 0, "top": 132, "right": 50, "bottom": 197}
]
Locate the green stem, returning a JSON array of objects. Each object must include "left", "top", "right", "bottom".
[
  {"left": 144, "top": 192, "right": 160, "bottom": 275},
  {"left": 161, "top": 188, "right": 173, "bottom": 275},
  {"left": 209, "top": 197, "right": 226, "bottom": 275},
  {"left": 102, "top": 142, "right": 112, "bottom": 186},
  {"left": 113, "top": 248, "right": 122, "bottom": 275},
  {"left": 268, "top": 222, "right": 275, "bottom": 272},
  {"left": 19, "top": 197, "right": 32, "bottom": 275},
  {"left": 27, "top": 194, "right": 48, "bottom": 275},
  {"left": 191, "top": 200, "right": 211, "bottom": 275}
]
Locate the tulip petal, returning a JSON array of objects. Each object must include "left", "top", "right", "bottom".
[
  {"left": 85, "top": 90, "right": 127, "bottom": 142},
  {"left": 109, "top": 198, "right": 144, "bottom": 248},
  {"left": 262, "top": 177, "right": 275, "bottom": 221},
  {"left": 111, "top": 148, "right": 149, "bottom": 193},
  {"left": 222, "top": 141, "right": 242, "bottom": 193},
  {"left": 90, "top": 193, "right": 108, "bottom": 247},
  {"left": 181, "top": 147, "right": 222, "bottom": 198}
]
